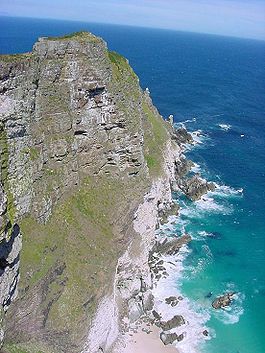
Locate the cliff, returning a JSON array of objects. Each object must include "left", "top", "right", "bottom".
[{"left": 0, "top": 32, "right": 182, "bottom": 353}]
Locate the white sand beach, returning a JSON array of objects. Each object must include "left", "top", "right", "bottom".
[{"left": 121, "top": 324, "right": 179, "bottom": 353}]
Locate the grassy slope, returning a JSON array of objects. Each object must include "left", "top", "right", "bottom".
[{"left": 4, "top": 176, "right": 143, "bottom": 353}]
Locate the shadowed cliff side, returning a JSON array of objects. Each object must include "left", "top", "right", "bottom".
[{"left": 0, "top": 32, "right": 174, "bottom": 353}]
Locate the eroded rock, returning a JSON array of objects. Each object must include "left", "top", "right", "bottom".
[
  {"left": 179, "top": 175, "right": 216, "bottom": 201},
  {"left": 159, "top": 315, "right": 185, "bottom": 331},
  {"left": 153, "top": 234, "right": 191, "bottom": 256},
  {"left": 165, "top": 296, "right": 179, "bottom": 307},
  {"left": 212, "top": 292, "right": 236, "bottom": 309},
  {"left": 172, "top": 127, "right": 193, "bottom": 145},
  {"left": 160, "top": 331, "right": 184, "bottom": 345}
]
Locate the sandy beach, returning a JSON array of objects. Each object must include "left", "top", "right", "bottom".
[{"left": 120, "top": 324, "right": 179, "bottom": 353}]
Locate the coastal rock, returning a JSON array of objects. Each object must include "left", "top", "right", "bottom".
[
  {"left": 202, "top": 329, "right": 209, "bottom": 336},
  {"left": 172, "top": 127, "right": 194, "bottom": 145},
  {"left": 158, "top": 201, "right": 180, "bottom": 225},
  {"left": 0, "top": 179, "right": 22, "bottom": 347},
  {"left": 212, "top": 292, "right": 236, "bottom": 309},
  {"left": 160, "top": 331, "right": 184, "bottom": 345},
  {"left": 153, "top": 234, "right": 191, "bottom": 256},
  {"left": 159, "top": 315, "right": 185, "bottom": 331},
  {"left": 152, "top": 310, "right": 162, "bottom": 321},
  {"left": 179, "top": 174, "right": 216, "bottom": 201},
  {"left": 175, "top": 157, "right": 194, "bottom": 178},
  {"left": 165, "top": 296, "right": 179, "bottom": 307},
  {"left": 128, "top": 298, "right": 144, "bottom": 322}
]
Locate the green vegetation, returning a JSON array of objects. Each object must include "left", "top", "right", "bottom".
[
  {"left": 47, "top": 31, "right": 100, "bottom": 43},
  {"left": 142, "top": 100, "right": 169, "bottom": 176},
  {"left": 4, "top": 342, "right": 50, "bottom": 353},
  {"left": 21, "top": 146, "right": 39, "bottom": 161},
  {"left": 17, "top": 175, "right": 143, "bottom": 343},
  {"left": 108, "top": 51, "right": 138, "bottom": 84},
  {"left": 0, "top": 53, "right": 31, "bottom": 63},
  {"left": 29, "top": 147, "right": 39, "bottom": 161}
]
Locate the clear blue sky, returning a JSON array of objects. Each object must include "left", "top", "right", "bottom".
[{"left": 1, "top": 0, "right": 265, "bottom": 40}]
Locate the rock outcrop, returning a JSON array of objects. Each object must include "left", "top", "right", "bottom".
[
  {"left": 178, "top": 174, "right": 216, "bottom": 201},
  {"left": 159, "top": 315, "right": 185, "bottom": 331},
  {"left": 212, "top": 292, "right": 236, "bottom": 309},
  {"left": 160, "top": 331, "right": 184, "bottom": 345}
]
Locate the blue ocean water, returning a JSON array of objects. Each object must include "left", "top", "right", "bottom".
[{"left": 1, "top": 16, "right": 265, "bottom": 353}]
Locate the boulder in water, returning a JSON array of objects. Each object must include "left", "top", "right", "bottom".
[
  {"left": 159, "top": 315, "right": 185, "bottom": 331},
  {"left": 212, "top": 292, "right": 236, "bottom": 309}
]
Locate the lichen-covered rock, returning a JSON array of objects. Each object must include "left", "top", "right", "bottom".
[{"left": 0, "top": 32, "right": 149, "bottom": 225}]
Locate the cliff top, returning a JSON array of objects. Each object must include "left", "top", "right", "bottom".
[
  {"left": 0, "top": 31, "right": 103, "bottom": 62},
  {"left": 45, "top": 30, "right": 102, "bottom": 42}
]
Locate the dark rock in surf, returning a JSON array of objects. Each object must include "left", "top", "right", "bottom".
[
  {"left": 159, "top": 315, "right": 185, "bottom": 331},
  {"left": 212, "top": 292, "right": 236, "bottom": 309}
]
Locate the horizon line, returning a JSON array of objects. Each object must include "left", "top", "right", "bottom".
[{"left": 1, "top": 14, "right": 265, "bottom": 43}]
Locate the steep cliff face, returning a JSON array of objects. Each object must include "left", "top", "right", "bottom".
[{"left": 0, "top": 32, "right": 178, "bottom": 353}]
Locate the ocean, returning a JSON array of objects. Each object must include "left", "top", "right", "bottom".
[{"left": 1, "top": 16, "right": 265, "bottom": 353}]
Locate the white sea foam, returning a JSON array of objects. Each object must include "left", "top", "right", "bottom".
[
  {"left": 183, "top": 117, "right": 197, "bottom": 124},
  {"left": 190, "top": 162, "right": 201, "bottom": 174},
  {"left": 188, "top": 249, "right": 213, "bottom": 277},
  {"left": 218, "top": 123, "right": 231, "bottom": 131},
  {"left": 183, "top": 195, "right": 232, "bottom": 216},
  {"left": 211, "top": 184, "right": 244, "bottom": 197},
  {"left": 190, "top": 130, "right": 208, "bottom": 145},
  {"left": 152, "top": 246, "right": 211, "bottom": 353},
  {"left": 195, "top": 196, "right": 226, "bottom": 212},
  {"left": 198, "top": 231, "right": 212, "bottom": 238}
]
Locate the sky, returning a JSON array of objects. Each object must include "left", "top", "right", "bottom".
[{"left": 1, "top": 0, "right": 265, "bottom": 40}]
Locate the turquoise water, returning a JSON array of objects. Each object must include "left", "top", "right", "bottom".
[{"left": 1, "top": 16, "right": 264, "bottom": 353}]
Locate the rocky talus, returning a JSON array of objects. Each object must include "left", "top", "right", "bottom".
[{"left": 0, "top": 32, "right": 213, "bottom": 353}]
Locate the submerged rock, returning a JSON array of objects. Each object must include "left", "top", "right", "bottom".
[{"left": 212, "top": 292, "right": 236, "bottom": 309}]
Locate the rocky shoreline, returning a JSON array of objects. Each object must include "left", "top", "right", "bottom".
[{"left": 82, "top": 125, "right": 217, "bottom": 353}]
